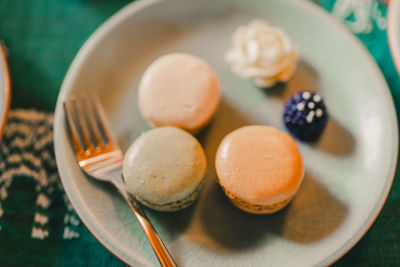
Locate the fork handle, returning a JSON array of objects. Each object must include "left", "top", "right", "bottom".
[{"left": 120, "top": 190, "right": 178, "bottom": 267}]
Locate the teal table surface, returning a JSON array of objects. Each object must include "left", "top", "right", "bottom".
[{"left": 0, "top": 0, "right": 399, "bottom": 266}]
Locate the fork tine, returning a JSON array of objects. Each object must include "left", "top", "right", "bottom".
[
  {"left": 82, "top": 94, "right": 104, "bottom": 148},
  {"left": 64, "top": 97, "right": 85, "bottom": 153},
  {"left": 73, "top": 94, "right": 95, "bottom": 152},
  {"left": 91, "top": 94, "right": 115, "bottom": 146}
]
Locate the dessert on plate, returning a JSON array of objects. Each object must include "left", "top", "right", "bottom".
[
  {"left": 123, "top": 126, "right": 207, "bottom": 211},
  {"left": 225, "top": 19, "right": 298, "bottom": 88},
  {"left": 138, "top": 53, "right": 220, "bottom": 134},
  {"left": 283, "top": 91, "right": 328, "bottom": 142},
  {"left": 215, "top": 125, "right": 304, "bottom": 214}
]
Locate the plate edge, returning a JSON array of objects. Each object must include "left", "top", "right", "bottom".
[
  {"left": 0, "top": 44, "right": 11, "bottom": 140},
  {"left": 387, "top": 0, "right": 400, "bottom": 76}
]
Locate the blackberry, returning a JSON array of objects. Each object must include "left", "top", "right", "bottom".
[{"left": 283, "top": 91, "right": 328, "bottom": 142}]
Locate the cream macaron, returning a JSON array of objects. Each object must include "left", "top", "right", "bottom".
[
  {"left": 215, "top": 125, "right": 304, "bottom": 214},
  {"left": 123, "top": 126, "right": 206, "bottom": 211},
  {"left": 138, "top": 53, "right": 220, "bottom": 134}
]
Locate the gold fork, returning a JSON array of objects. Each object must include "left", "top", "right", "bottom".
[{"left": 64, "top": 94, "right": 177, "bottom": 267}]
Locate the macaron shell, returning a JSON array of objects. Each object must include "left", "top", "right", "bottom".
[
  {"left": 123, "top": 126, "right": 206, "bottom": 208},
  {"left": 138, "top": 53, "right": 220, "bottom": 134},
  {"left": 216, "top": 125, "right": 304, "bottom": 208},
  {"left": 220, "top": 184, "right": 293, "bottom": 214},
  {"left": 134, "top": 183, "right": 203, "bottom": 212}
]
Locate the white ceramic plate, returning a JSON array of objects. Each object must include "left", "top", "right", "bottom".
[
  {"left": 54, "top": 0, "right": 398, "bottom": 266},
  {"left": 0, "top": 43, "right": 10, "bottom": 138},
  {"left": 388, "top": 0, "right": 400, "bottom": 75}
]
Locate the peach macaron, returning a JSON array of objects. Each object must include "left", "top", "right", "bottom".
[
  {"left": 215, "top": 125, "right": 304, "bottom": 214},
  {"left": 138, "top": 53, "right": 220, "bottom": 134}
]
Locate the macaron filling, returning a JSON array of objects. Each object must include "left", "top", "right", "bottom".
[
  {"left": 218, "top": 181, "right": 293, "bottom": 214},
  {"left": 131, "top": 182, "right": 204, "bottom": 212}
]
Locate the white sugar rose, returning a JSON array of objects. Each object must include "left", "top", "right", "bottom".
[{"left": 225, "top": 19, "right": 298, "bottom": 88}]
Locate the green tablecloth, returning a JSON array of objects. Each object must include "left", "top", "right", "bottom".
[{"left": 0, "top": 0, "right": 398, "bottom": 266}]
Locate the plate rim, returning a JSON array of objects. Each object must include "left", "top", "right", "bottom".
[
  {"left": 0, "top": 43, "right": 11, "bottom": 139},
  {"left": 54, "top": 0, "right": 399, "bottom": 266},
  {"left": 388, "top": 0, "right": 400, "bottom": 76}
]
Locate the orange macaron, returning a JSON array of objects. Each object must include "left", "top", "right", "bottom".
[{"left": 215, "top": 125, "right": 304, "bottom": 214}]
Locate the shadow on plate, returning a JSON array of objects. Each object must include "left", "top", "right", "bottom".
[
  {"left": 275, "top": 172, "right": 349, "bottom": 243},
  {"left": 193, "top": 172, "right": 348, "bottom": 251},
  {"left": 197, "top": 98, "right": 254, "bottom": 163},
  {"left": 314, "top": 117, "right": 355, "bottom": 156},
  {"left": 145, "top": 203, "right": 196, "bottom": 242}
]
